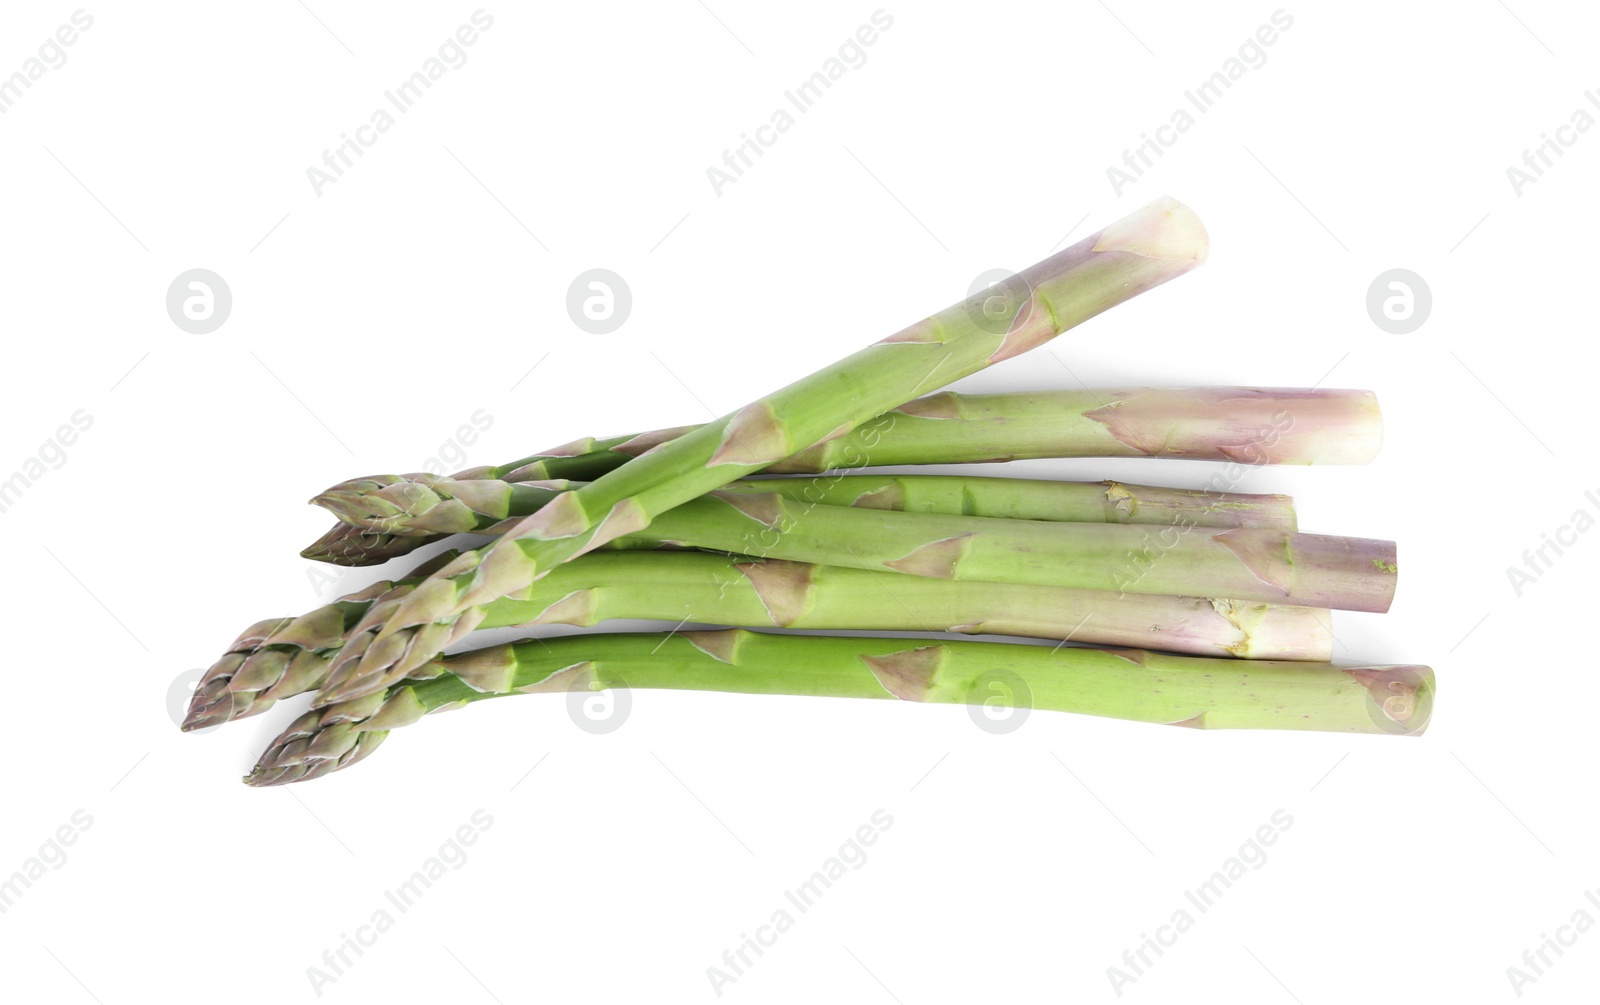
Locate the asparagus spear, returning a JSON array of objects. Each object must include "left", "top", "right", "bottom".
[
  {"left": 303, "top": 386, "right": 1374, "bottom": 563},
  {"left": 316, "top": 501, "right": 1389, "bottom": 704},
  {"left": 183, "top": 550, "right": 466, "bottom": 729},
  {"left": 209, "top": 474, "right": 1298, "bottom": 727},
  {"left": 731, "top": 475, "right": 1295, "bottom": 527},
  {"left": 320, "top": 485, "right": 1390, "bottom": 706},
  {"left": 317, "top": 197, "right": 1212, "bottom": 706},
  {"left": 598, "top": 491, "right": 1393, "bottom": 607},
  {"left": 187, "top": 550, "right": 1335, "bottom": 730},
  {"left": 245, "top": 629, "right": 1433, "bottom": 786},
  {"left": 308, "top": 472, "right": 1296, "bottom": 563}
]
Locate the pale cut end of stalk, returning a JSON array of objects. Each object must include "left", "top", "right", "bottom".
[
  {"left": 1343, "top": 664, "right": 1435, "bottom": 736},
  {"left": 1082, "top": 388, "right": 1384, "bottom": 465},
  {"left": 1209, "top": 531, "right": 1401, "bottom": 617},
  {"left": 1093, "top": 195, "right": 1211, "bottom": 264}
]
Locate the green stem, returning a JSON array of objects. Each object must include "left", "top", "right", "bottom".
[
  {"left": 601, "top": 492, "right": 1394, "bottom": 611},
  {"left": 194, "top": 550, "right": 1335, "bottom": 729},
  {"left": 291, "top": 550, "right": 1332, "bottom": 716},
  {"left": 728, "top": 475, "right": 1294, "bottom": 527},
  {"left": 777, "top": 385, "right": 1381, "bottom": 470},
  {"left": 308, "top": 473, "right": 1297, "bottom": 564},
  {"left": 247, "top": 629, "right": 1432, "bottom": 786},
  {"left": 304, "top": 385, "right": 1375, "bottom": 564}
]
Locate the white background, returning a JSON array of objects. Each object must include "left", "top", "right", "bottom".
[{"left": 0, "top": 1, "right": 1594, "bottom": 1001}]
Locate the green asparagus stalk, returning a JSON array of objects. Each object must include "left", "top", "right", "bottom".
[
  {"left": 307, "top": 473, "right": 1297, "bottom": 564},
  {"left": 313, "top": 490, "right": 1392, "bottom": 701},
  {"left": 736, "top": 475, "right": 1295, "bottom": 525},
  {"left": 318, "top": 197, "right": 1211, "bottom": 707},
  {"left": 596, "top": 493, "right": 1391, "bottom": 611},
  {"left": 246, "top": 629, "right": 1433, "bottom": 786},
  {"left": 303, "top": 386, "right": 1374, "bottom": 564},
  {"left": 186, "top": 550, "right": 1334, "bottom": 730}
]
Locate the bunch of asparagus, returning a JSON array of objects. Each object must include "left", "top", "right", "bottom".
[{"left": 181, "top": 196, "right": 1433, "bottom": 786}]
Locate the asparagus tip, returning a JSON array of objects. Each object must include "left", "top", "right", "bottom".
[
  {"left": 181, "top": 660, "right": 241, "bottom": 732},
  {"left": 180, "top": 706, "right": 223, "bottom": 732},
  {"left": 300, "top": 522, "right": 420, "bottom": 567},
  {"left": 244, "top": 722, "right": 388, "bottom": 787}
]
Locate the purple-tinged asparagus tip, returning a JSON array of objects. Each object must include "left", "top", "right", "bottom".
[{"left": 301, "top": 522, "right": 433, "bottom": 567}]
